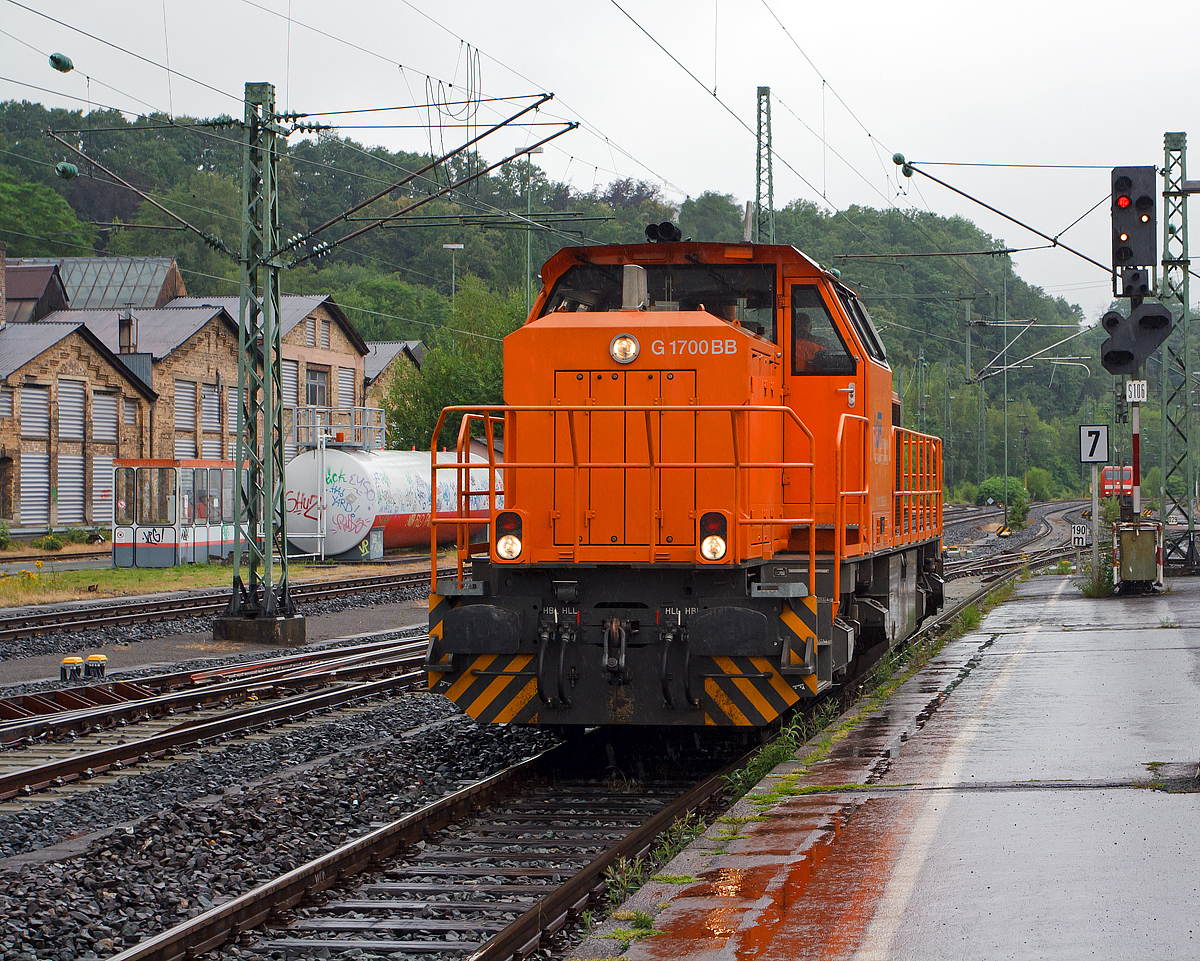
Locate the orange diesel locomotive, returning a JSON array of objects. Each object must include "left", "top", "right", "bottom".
[{"left": 427, "top": 234, "right": 943, "bottom": 728}]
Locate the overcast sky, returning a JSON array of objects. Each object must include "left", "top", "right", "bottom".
[{"left": 2, "top": 0, "right": 1196, "bottom": 322}]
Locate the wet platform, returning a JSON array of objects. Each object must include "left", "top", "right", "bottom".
[{"left": 575, "top": 575, "right": 1200, "bottom": 959}]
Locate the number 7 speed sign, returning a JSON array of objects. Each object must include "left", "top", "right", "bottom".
[{"left": 1079, "top": 424, "right": 1109, "bottom": 463}]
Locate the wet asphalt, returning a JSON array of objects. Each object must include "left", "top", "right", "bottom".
[{"left": 575, "top": 574, "right": 1200, "bottom": 961}]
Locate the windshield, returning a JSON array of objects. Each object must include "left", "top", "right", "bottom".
[{"left": 540, "top": 263, "right": 778, "bottom": 342}]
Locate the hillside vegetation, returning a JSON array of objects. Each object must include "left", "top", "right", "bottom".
[{"left": 0, "top": 100, "right": 1149, "bottom": 498}]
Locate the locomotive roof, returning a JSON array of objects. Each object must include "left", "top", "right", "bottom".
[{"left": 537, "top": 240, "right": 827, "bottom": 290}]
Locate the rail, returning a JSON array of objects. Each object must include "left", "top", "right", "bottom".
[{"left": 430, "top": 403, "right": 820, "bottom": 592}]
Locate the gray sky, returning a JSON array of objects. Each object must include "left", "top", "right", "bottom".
[{"left": 2, "top": 0, "right": 1196, "bottom": 322}]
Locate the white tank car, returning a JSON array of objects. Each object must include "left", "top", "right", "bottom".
[{"left": 285, "top": 448, "right": 494, "bottom": 556}]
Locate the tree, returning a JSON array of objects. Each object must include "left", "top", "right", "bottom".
[
  {"left": 0, "top": 168, "right": 97, "bottom": 256},
  {"left": 679, "top": 192, "right": 743, "bottom": 242},
  {"left": 383, "top": 277, "right": 524, "bottom": 449}
]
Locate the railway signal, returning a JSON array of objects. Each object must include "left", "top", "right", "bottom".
[
  {"left": 1111, "top": 166, "right": 1157, "bottom": 272},
  {"left": 1099, "top": 302, "right": 1174, "bottom": 375}
]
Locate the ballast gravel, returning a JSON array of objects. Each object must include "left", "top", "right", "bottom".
[{"left": 0, "top": 693, "right": 557, "bottom": 961}]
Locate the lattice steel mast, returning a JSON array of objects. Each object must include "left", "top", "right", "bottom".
[
  {"left": 218, "top": 81, "right": 300, "bottom": 641},
  {"left": 755, "top": 86, "right": 775, "bottom": 244},
  {"left": 1159, "top": 132, "right": 1196, "bottom": 570}
]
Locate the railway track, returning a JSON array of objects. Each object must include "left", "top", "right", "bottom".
[
  {"left": 0, "top": 568, "right": 445, "bottom": 644},
  {"left": 105, "top": 734, "right": 747, "bottom": 961},
  {"left": 0, "top": 637, "right": 428, "bottom": 800}
]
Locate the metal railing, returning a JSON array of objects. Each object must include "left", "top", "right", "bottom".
[
  {"left": 430, "top": 403, "right": 820, "bottom": 592},
  {"left": 293, "top": 405, "right": 385, "bottom": 450}
]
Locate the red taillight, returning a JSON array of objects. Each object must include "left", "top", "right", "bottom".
[
  {"left": 700, "top": 511, "right": 726, "bottom": 537},
  {"left": 496, "top": 511, "right": 522, "bottom": 536}
]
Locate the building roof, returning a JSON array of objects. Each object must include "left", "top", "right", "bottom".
[
  {"left": 39, "top": 306, "right": 235, "bottom": 361},
  {"left": 168, "top": 294, "right": 369, "bottom": 355},
  {"left": 14, "top": 256, "right": 182, "bottom": 309},
  {"left": 364, "top": 340, "right": 424, "bottom": 382},
  {"left": 0, "top": 321, "right": 157, "bottom": 398},
  {"left": 5, "top": 264, "right": 65, "bottom": 302}
]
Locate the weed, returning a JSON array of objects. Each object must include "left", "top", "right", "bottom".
[
  {"left": 0, "top": 521, "right": 10, "bottom": 550},
  {"left": 32, "top": 534, "right": 64, "bottom": 551},
  {"left": 63, "top": 527, "right": 89, "bottom": 544},
  {"left": 1076, "top": 552, "right": 1114, "bottom": 597},
  {"left": 653, "top": 874, "right": 700, "bottom": 885},
  {"left": 605, "top": 856, "right": 649, "bottom": 908},
  {"left": 1055, "top": 559, "right": 1072, "bottom": 575}
]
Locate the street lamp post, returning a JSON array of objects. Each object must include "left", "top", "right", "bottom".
[{"left": 443, "top": 243, "right": 463, "bottom": 303}]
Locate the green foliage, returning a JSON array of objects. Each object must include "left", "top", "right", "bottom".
[
  {"left": 976, "top": 476, "right": 1028, "bottom": 524},
  {"left": 1100, "top": 496, "right": 1122, "bottom": 525},
  {"left": 0, "top": 521, "right": 10, "bottom": 550},
  {"left": 1077, "top": 552, "right": 1115, "bottom": 597},
  {"left": 383, "top": 277, "right": 524, "bottom": 449},
  {"left": 33, "top": 534, "right": 64, "bottom": 551},
  {"left": 1025, "top": 466, "right": 1053, "bottom": 502},
  {"left": 62, "top": 527, "right": 89, "bottom": 544},
  {"left": 0, "top": 168, "right": 97, "bottom": 255}
]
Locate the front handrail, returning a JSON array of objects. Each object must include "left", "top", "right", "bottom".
[{"left": 430, "top": 403, "right": 818, "bottom": 592}]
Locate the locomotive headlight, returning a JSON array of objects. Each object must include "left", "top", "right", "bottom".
[
  {"left": 610, "top": 333, "right": 640, "bottom": 364},
  {"left": 496, "top": 534, "right": 522, "bottom": 560},
  {"left": 700, "top": 535, "right": 727, "bottom": 561}
]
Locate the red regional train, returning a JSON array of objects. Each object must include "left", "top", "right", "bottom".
[
  {"left": 426, "top": 231, "right": 943, "bottom": 728},
  {"left": 1099, "top": 465, "right": 1134, "bottom": 499}
]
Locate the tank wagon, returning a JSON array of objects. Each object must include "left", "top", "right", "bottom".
[
  {"left": 285, "top": 448, "right": 491, "bottom": 559},
  {"left": 426, "top": 236, "right": 943, "bottom": 728}
]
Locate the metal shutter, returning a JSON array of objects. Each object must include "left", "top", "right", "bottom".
[
  {"left": 58, "top": 453, "right": 85, "bottom": 524},
  {"left": 59, "top": 381, "right": 85, "bottom": 439},
  {"left": 94, "top": 393, "right": 119, "bottom": 443},
  {"left": 202, "top": 439, "right": 222, "bottom": 459},
  {"left": 21, "top": 386, "right": 49, "bottom": 438},
  {"left": 92, "top": 456, "right": 114, "bottom": 525},
  {"left": 175, "top": 436, "right": 196, "bottom": 458},
  {"left": 320, "top": 319, "right": 331, "bottom": 349},
  {"left": 282, "top": 360, "right": 299, "bottom": 405},
  {"left": 201, "top": 385, "right": 221, "bottom": 432},
  {"left": 338, "top": 367, "right": 355, "bottom": 408},
  {"left": 174, "top": 380, "right": 196, "bottom": 430},
  {"left": 20, "top": 453, "right": 50, "bottom": 527},
  {"left": 227, "top": 388, "right": 238, "bottom": 434},
  {"left": 124, "top": 397, "right": 136, "bottom": 425},
  {"left": 306, "top": 317, "right": 315, "bottom": 347},
  {"left": 0, "top": 389, "right": 12, "bottom": 417}
]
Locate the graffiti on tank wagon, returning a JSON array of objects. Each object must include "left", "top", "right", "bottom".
[{"left": 285, "top": 490, "right": 320, "bottom": 520}]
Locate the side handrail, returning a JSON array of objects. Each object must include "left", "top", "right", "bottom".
[{"left": 835, "top": 413, "right": 871, "bottom": 616}]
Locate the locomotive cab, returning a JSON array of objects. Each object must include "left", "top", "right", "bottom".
[{"left": 427, "top": 239, "right": 943, "bottom": 728}]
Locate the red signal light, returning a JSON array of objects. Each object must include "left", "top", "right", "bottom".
[
  {"left": 496, "top": 511, "right": 521, "bottom": 534},
  {"left": 700, "top": 512, "right": 726, "bottom": 535},
  {"left": 1116, "top": 195, "right": 1131, "bottom": 208}
]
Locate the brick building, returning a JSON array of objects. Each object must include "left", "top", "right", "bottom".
[
  {"left": 0, "top": 249, "right": 159, "bottom": 528},
  {"left": 169, "top": 295, "right": 369, "bottom": 460},
  {"left": 364, "top": 340, "right": 424, "bottom": 413},
  {"left": 41, "top": 305, "right": 242, "bottom": 461}
]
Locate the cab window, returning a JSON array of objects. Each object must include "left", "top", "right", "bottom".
[
  {"left": 836, "top": 286, "right": 887, "bottom": 363},
  {"left": 791, "top": 286, "right": 855, "bottom": 376}
]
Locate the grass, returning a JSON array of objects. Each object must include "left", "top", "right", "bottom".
[
  {"left": 0, "top": 561, "right": 369, "bottom": 608},
  {"left": 602, "top": 910, "right": 662, "bottom": 952},
  {"left": 603, "top": 812, "right": 707, "bottom": 908}
]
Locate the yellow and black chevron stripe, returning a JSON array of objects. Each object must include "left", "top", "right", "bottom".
[
  {"left": 779, "top": 595, "right": 820, "bottom": 695},
  {"left": 701, "top": 655, "right": 801, "bottom": 725},
  {"left": 443, "top": 654, "right": 540, "bottom": 724},
  {"left": 427, "top": 593, "right": 451, "bottom": 688}
]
